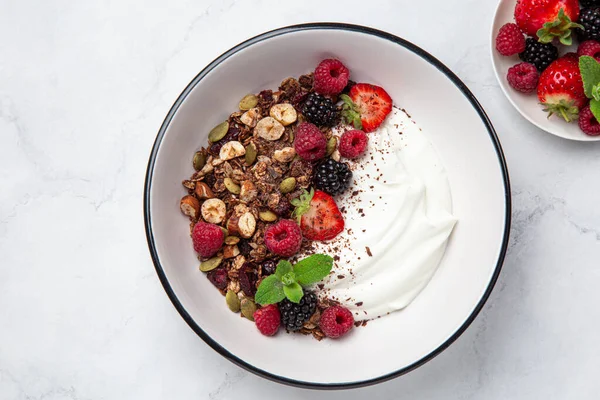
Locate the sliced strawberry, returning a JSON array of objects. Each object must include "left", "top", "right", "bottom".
[
  {"left": 341, "top": 83, "right": 393, "bottom": 133},
  {"left": 291, "top": 189, "right": 344, "bottom": 241}
]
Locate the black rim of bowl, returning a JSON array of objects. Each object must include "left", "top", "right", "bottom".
[{"left": 144, "top": 22, "right": 512, "bottom": 390}]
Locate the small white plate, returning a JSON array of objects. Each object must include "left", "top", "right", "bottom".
[
  {"left": 491, "top": 0, "right": 600, "bottom": 141},
  {"left": 145, "top": 23, "right": 511, "bottom": 388}
]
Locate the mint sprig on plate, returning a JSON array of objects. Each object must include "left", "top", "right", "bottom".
[
  {"left": 579, "top": 56, "right": 600, "bottom": 121},
  {"left": 255, "top": 254, "right": 333, "bottom": 305}
]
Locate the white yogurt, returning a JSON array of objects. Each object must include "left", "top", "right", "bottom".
[{"left": 309, "top": 107, "right": 457, "bottom": 321}]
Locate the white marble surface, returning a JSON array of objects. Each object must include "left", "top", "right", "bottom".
[{"left": 2, "top": 0, "right": 600, "bottom": 398}]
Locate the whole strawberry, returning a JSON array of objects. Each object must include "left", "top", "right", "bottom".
[
  {"left": 537, "top": 54, "right": 587, "bottom": 122},
  {"left": 515, "top": 0, "right": 581, "bottom": 45}
]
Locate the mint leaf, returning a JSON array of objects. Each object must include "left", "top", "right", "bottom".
[
  {"left": 579, "top": 56, "right": 600, "bottom": 99},
  {"left": 274, "top": 260, "right": 293, "bottom": 280},
  {"left": 281, "top": 271, "right": 296, "bottom": 286},
  {"left": 283, "top": 282, "right": 303, "bottom": 303},
  {"left": 590, "top": 99, "right": 600, "bottom": 122},
  {"left": 593, "top": 84, "right": 600, "bottom": 102},
  {"left": 293, "top": 254, "right": 334, "bottom": 286},
  {"left": 255, "top": 275, "right": 285, "bottom": 305}
]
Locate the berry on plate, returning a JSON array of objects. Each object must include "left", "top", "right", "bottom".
[
  {"left": 291, "top": 189, "right": 345, "bottom": 241},
  {"left": 496, "top": 23, "right": 526, "bottom": 56},
  {"left": 581, "top": 0, "right": 600, "bottom": 6},
  {"left": 507, "top": 62, "right": 539, "bottom": 93},
  {"left": 341, "top": 83, "right": 393, "bottom": 133},
  {"left": 514, "top": 0, "right": 581, "bottom": 45},
  {"left": 339, "top": 129, "right": 369, "bottom": 158},
  {"left": 314, "top": 158, "right": 353, "bottom": 196},
  {"left": 519, "top": 38, "right": 559, "bottom": 72},
  {"left": 577, "top": 7, "right": 600, "bottom": 41},
  {"left": 303, "top": 92, "right": 338, "bottom": 126},
  {"left": 537, "top": 54, "right": 587, "bottom": 122},
  {"left": 319, "top": 305, "right": 354, "bottom": 338},
  {"left": 280, "top": 291, "right": 318, "bottom": 331},
  {"left": 264, "top": 219, "right": 303, "bottom": 257},
  {"left": 192, "top": 221, "right": 224, "bottom": 258},
  {"left": 253, "top": 304, "right": 281, "bottom": 336},
  {"left": 293, "top": 122, "right": 327, "bottom": 161},
  {"left": 207, "top": 267, "right": 229, "bottom": 290},
  {"left": 579, "top": 105, "right": 600, "bottom": 135},
  {"left": 313, "top": 59, "right": 350, "bottom": 95},
  {"left": 577, "top": 40, "right": 600, "bottom": 61}
]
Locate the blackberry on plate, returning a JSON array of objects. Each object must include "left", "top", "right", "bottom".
[
  {"left": 314, "top": 159, "right": 352, "bottom": 196},
  {"left": 302, "top": 93, "right": 338, "bottom": 126},
  {"left": 280, "top": 292, "right": 318, "bottom": 331},
  {"left": 577, "top": 7, "right": 600, "bottom": 41},
  {"left": 519, "top": 38, "right": 558, "bottom": 72},
  {"left": 581, "top": 0, "right": 600, "bottom": 7}
]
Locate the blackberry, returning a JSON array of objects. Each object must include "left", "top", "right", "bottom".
[
  {"left": 280, "top": 292, "right": 318, "bottom": 331},
  {"left": 581, "top": 0, "right": 600, "bottom": 7},
  {"left": 577, "top": 7, "right": 600, "bottom": 41},
  {"left": 314, "top": 159, "right": 352, "bottom": 196},
  {"left": 302, "top": 93, "right": 338, "bottom": 126},
  {"left": 519, "top": 38, "right": 558, "bottom": 72},
  {"left": 261, "top": 260, "right": 277, "bottom": 276}
]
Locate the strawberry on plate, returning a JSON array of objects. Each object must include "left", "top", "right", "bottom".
[
  {"left": 514, "top": 0, "right": 581, "bottom": 45},
  {"left": 291, "top": 189, "right": 344, "bottom": 241},
  {"left": 341, "top": 83, "right": 393, "bottom": 133},
  {"left": 537, "top": 53, "right": 587, "bottom": 122}
]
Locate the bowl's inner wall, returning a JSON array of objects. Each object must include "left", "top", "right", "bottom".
[{"left": 149, "top": 28, "right": 507, "bottom": 384}]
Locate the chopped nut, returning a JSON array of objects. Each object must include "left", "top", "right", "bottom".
[
  {"left": 232, "top": 255, "right": 246, "bottom": 270},
  {"left": 240, "top": 107, "right": 261, "bottom": 127},
  {"left": 227, "top": 281, "right": 241, "bottom": 294},
  {"left": 228, "top": 211, "right": 256, "bottom": 238},
  {"left": 180, "top": 195, "right": 200, "bottom": 219},
  {"left": 182, "top": 180, "right": 195, "bottom": 190},
  {"left": 224, "top": 177, "right": 241, "bottom": 194},
  {"left": 194, "top": 182, "right": 215, "bottom": 199},
  {"left": 272, "top": 147, "right": 296, "bottom": 163},
  {"left": 254, "top": 117, "right": 285, "bottom": 141},
  {"left": 239, "top": 180, "right": 258, "bottom": 202},
  {"left": 225, "top": 235, "right": 240, "bottom": 245},
  {"left": 269, "top": 103, "right": 297, "bottom": 126},
  {"left": 219, "top": 141, "right": 246, "bottom": 161},
  {"left": 331, "top": 149, "right": 341, "bottom": 162},
  {"left": 223, "top": 245, "right": 240, "bottom": 259},
  {"left": 201, "top": 198, "right": 226, "bottom": 224}
]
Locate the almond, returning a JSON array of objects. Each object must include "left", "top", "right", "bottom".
[
  {"left": 239, "top": 180, "right": 258, "bottom": 203},
  {"left": 179, "top": 195, "right": 200, "bottom": 219},
  {"left": 194, "top": 182, "right": 214, "bottom": 199},
  {"left": 201, "top": 198, "right": 226, "bottom": 224}
]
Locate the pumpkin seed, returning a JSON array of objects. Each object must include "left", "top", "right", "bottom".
[
  {"left": 245, "top": 143, "right": 257, "bottom": 165},
  {"left": 219, "top": 227, "right": 229, "bottom": 237},
  {"left": 226, "top": 290, "right": 241, "bottom": 313},
  {"left": 224, "top": 177, "right": 241, "bottom": 194},
  {"left": 259, "top": 210, "right": 278, "bottom": 222},
  {"left": 208, "top": 121, "right": 229, "bottom": 142},
  {"left": 240, "top": 298, "right": 257, "bottom": 321},
  {"left": 224, "top": 235, "right": 240, "bottom": 245},
  {"left": 326, "top": 136, "right": 337, "bottom": 156},
  {"left": 193, "top": 151, "right": 207, "bottom": 171},
  {"left": 239, "top": 94, "right": 258, "bottom": 110},
  {"left": 199, "top": 256, "right": 223, "bottom": 272},
  {"left": 279, "top": 177, "right": 296, "bottom": 194}
]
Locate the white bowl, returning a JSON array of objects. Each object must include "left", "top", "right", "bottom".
[
  {"left": 491, "top": 0, "right": 600, "bottom": 141},
  {"left": 144, "top": 23, "right": 511, "bottom": 389}
]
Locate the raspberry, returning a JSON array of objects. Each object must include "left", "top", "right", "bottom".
[
  {"left": 207, "top": 267, "right": 228, "bottom": 290},
  {"left": 496, "top": 23, "right": 526, "bottom": 56},
  {"left": 506, "top": 62, "right": 539, "bottom": 93},
  {"left": 339, "top": 129, "right": 368, "bottom": 158},
  {"left": 579, "top": 105, "right": 600, "bottom": 136},
  {"left": 293, "top": 122, "right": 327, "bottom": 161},
  {"left": 253, "top": 304, "right": 281, "bottom": 336},
  {"left": 578, "top": 40, "right": 600, "bottom": 61},
  {"left": 264, "top": 219, "right": 303, "bottom": 257},
  {"left": 313, "top": 59, "right": 350, "bottom": 95},
  {"left": 319, "top": 305, "right": 354, "bottom": 338},
  {"left": 192, "top": 221, "right": 224, "bottom": 258}
]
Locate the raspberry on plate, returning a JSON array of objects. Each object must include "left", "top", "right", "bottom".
[
  {"left": 254, "top": 304, "right": 281, "bottom": 336},
  {"left": 579, "top": 105, "right": 600, "bottom": 136},
  {"left": 577, "top": 40, "right": 600, "bottom": 61},
  {"left": 264, "top": 219, "right": 303, "bottom": 257},
  {"left": 313, "top": 59, "right": 350, "bottom": 95},
  {"left": 293, "top": 122, "right": 327, "bottom": 161},
  {"left": 192, "top": 221, "right": 224, "bottom": 258},
  {"left": 495, "top": 23, "right": 526, "bottom": 56},
  {"left": 339, "top": 129, "right": 368, "bottom": 158},
  {"left": 319, "top": 305, "right": 354, "bottom": 338},
  {"left": 506, "top": 62, "right": 539, "bottom": 94}
]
